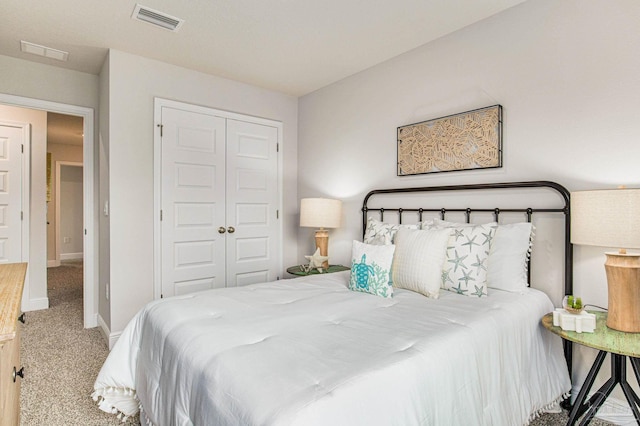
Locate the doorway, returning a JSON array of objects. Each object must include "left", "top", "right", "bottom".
[
  {"left": 0, "top": 93, "right": 97, "bottom": 329},
  {"left": 56, "top": 162, "right": 84, "bottom": 265}
]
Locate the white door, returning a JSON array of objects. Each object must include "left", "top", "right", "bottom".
[
  {"left": 225, "top": 119, "right": 279, "bottom": 287},
  {"left": 160, "top": 107, "right": 226, "bottom": 297},
  {"left": 0, "top": 123, "right": 24, "bottom": 263}
]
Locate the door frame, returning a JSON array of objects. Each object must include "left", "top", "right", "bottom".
[
  {"left": 153, "top": 97, "right": 284, "bottom": 299},
  {"left": 0, "top": 93, "right": 97, "bottom": 328},
  {"left": 55, "top": 161, "right": 83, "bottom": 264}
]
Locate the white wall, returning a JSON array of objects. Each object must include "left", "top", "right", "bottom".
[
  {"left": 98, "top": 54, "right": 111, "bottom": 329},
  {"left": 103, "top": 49, "right": 299, "bottom": 335},
  {"left": 298, "top": 0, "right": 640, "bottom": 419}
]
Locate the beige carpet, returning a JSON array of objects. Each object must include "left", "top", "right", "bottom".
[
  {"left": 20, "top": 262, "right": 138, "bottom": 425},
  {"left": 19, "top": 262, "right": 613, "bottom": 425}
]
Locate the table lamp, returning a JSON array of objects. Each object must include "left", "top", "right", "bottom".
[
  {"left": 571, "top": 188, "right": 640, "bottom": 332},
  {"left": 300, "top": 198, "right": 342, "bottom": 269}
]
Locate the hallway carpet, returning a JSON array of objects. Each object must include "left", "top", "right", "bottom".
[{"left": 18, "top": 263, "right": 613, "bottom": 425}]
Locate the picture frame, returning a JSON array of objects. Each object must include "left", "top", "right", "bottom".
[{"left": 397, "top": 105, "right": 503, "bottom": 176}]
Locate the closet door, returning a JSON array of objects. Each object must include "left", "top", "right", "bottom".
[
  {"left": 160, "top": 107, "right": 226, "bottom": 297},
  {"left": 225, "top": 120, "right": 280, "bottom": 286}
]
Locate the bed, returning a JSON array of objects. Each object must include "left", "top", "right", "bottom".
[{"left": 93, "top": 181, "right": 573, "bottom": 425}]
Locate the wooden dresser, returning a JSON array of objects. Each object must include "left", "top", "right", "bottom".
[{"left": 0, "top": 263, "right": 26, "bottom": 426}]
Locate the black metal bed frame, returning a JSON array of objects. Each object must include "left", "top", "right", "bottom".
[{"left": 361, "top": 180, "right": 574, "bottom": 376}]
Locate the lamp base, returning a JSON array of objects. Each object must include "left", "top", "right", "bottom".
[
  {"left": 605, "top": 252, "right": 640, "bottom": 333},
  {"left": 314, "top": 229, "right": 329, "bottom": 269}
]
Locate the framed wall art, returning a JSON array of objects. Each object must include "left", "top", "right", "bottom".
[{"left": 397, "top": 105, "right": 503, "bottom": 176}]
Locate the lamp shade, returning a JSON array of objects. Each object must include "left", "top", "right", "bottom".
[
  {"left": 571, "top": 188, "right": 640, "bottom": 250},
  {"left": 300, "top": 198, "right": 342, "bottom": 229}
]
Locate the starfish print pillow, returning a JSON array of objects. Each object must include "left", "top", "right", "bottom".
[{"left": 424, "top": 222, "right": 497, "bottom": 297}]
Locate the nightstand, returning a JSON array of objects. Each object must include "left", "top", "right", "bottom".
[
  {"left": 286, "top": 265, "right": 349, "bottom": 276},
  {"left": 542, "top": 311, "right": 640, "bottom": 425}
]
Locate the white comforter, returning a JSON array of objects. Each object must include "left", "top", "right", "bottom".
[{"left": 93, "top": 271, "right": 570, "bottom": 426}]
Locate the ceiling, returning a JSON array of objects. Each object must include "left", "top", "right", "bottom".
[{"left": 2, "top": 0, "right": 525, "bottom": 97}]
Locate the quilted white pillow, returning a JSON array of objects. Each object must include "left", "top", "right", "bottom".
[
  {"left": 425, "top": 221, "right": 497, "bottom": 297},
  {"left": 391, "top": 228, "right": 451, "bottom": 299},
  {"left": 432, "top": 219, "right": 533, "bottom": 293},
  {"left": 363, "top": 217, "right": 419, "bottom": 245},
  {"left": 349, "top": 240, "right": 395, "bottom": 298}
]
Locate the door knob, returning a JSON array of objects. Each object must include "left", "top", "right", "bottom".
[
  {"left": 227, "top": 226, "right": 235, "bottom": 234},
  {"left": 218, "top": 227, "right": 226, "bottom": 234}
]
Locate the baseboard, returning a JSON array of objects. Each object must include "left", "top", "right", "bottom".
[
  {"left": 572, "top": 384, "right": 638, "bottom": 425},
  {"left": 22, "top": 297, "right": 49, "bottom": 312},
  {"left": 97, "top": 314, "right": 121, "bottom": 350},
  {"left": 593, "top": 397, "right": 637, "bottom": 425},
  {"left": 85, "top": 312, "right": 98, "bottom": 329},
  {"left": 60, "top": 252, "right": 83, "bottom": 260},
  {"left": 47, "top": 260, "right": 60, "bottom": 268}
]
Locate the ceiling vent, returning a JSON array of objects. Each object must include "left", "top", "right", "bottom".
[
  {"left": 132, "top": 4, "right": 184, "bottom": 31},
  {"left": 20, "top": 41, "right": 69, "bottom": 61}
]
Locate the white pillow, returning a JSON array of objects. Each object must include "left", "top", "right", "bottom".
[
  {"left": 487, "top": 222, "right": 533, "bottom": 292},
  {"left": 391, "top": 228, "right": 451, "bottom": 299},
  {"left": 424, "top": 221, "right": 497, "bottom": 297},
  {"left": 349, "top": 240, "right": 395, "bottom": 298},
  {"left": 432, "top": 219, "right": 533, "bottom": 292},
  {"left": 363, "top": 217, "right": 420, "bottom": 245}
]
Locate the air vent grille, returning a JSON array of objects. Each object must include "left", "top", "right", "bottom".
[
  {"left": 132, "top": 4, "right": 184, "bottom": 32},
  {"left": 20, "top": 41, "right": 69, "bottom": 61}
]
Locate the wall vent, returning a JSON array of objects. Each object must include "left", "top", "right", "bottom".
[
  {"left": 132, "top": 4, "right": 184, "bottom": 32},
  {"left": 20, "top": 41, "right": 69, "bottom": 61}
]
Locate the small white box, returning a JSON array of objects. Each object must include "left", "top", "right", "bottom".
[{"left": 552, "top": 308, "right": 596, "bottom": 333}]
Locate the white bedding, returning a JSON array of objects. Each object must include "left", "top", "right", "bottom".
[{"left": 93, "top": 271, "right": 570, "bottom": 426}]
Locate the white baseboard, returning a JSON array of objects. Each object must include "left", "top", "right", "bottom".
[
  {"left": 22, "top": 297, "right": 49, "bottom": 312},
  {"left": 60, "top": 252, "right": 83, "bottom": 260},
  {"left": 593, "top": 397, "right": 637, "bottom": 425},
  {"left": 85, "top": 312, "right": 98, "bottom": 329},
  {"left": 97, "top": 314, "right": 121, "bottom": 350},
  {"left": 572, "top": 384, "right": 638, "bottom": 425},
  {"left": 47, "top": 260, "right": 61, "bottom": 268}
]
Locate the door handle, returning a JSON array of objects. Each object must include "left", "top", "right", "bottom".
[
  {"left": 227, "top": 226, "right": 235, "bottom": 234},
  {"left": 218, "top": 227, "right": 226, "bottom": 234},
  {"left": 13, "top": 366, "right": 24, "bottom": 382}
]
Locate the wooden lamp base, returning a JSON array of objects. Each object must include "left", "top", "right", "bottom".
[
  {"left": 314, "top": 229, "right": 329, "bottom": 269},
  {"left": 605, "top": 252, "right": 640, "bottom": 332}
]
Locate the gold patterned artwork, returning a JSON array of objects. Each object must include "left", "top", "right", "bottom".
[{"left": 397, "top": 105, "right": 502, "bottom": 176}]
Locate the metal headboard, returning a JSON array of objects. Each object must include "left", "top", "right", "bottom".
[{"left": 361, "top": 180, "right": 573, "bottom": 373}]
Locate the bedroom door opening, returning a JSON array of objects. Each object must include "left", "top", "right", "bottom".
[
  {"left": 154, "top": 98, "right": 283, "bottom": 299},
  {"left": 0, "top": 93, "right": 96, "bottom": 329}
]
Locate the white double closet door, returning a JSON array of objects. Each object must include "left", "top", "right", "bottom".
[{"left": 158, "top": 102, "right": 280, "bottom": 298}]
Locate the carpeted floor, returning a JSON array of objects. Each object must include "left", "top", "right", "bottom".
[
  {"left": 20, "top": 262, "right": 138, "bottom": 425},
  {"left": 19, "top": 262, "right": 613, "bottom": 425}
]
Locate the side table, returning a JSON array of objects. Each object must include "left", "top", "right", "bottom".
[
  {"left": 286, "top": 265, "right": 349, "bottom": 276},
  {"left": 542, "top": 311, "right": 640, "bottom": 425}
]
